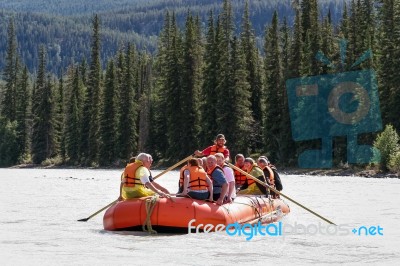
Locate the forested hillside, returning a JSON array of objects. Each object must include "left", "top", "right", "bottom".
[
  {"left": 1, "top": 0, "right": 400, "bottom": 172},
  {"left": 0, "top": 0, "right": 346, "bottom": 74}
]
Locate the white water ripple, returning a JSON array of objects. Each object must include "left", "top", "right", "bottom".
[{"left": 0, "top": 168, "right": 399, "bottom": 265}]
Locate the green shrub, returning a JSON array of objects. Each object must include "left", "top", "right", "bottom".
[
  {"left": 41, "top": 155, "right": 64, "bottom": 167},
  {"left": 388, "top": 152, "right": 400, "bottom": 173},
  {"left": 373, "top": 124, "right": 400, "bottom": 170}
]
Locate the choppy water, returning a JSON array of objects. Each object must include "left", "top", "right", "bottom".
[{"left": 1, "top": 168, "right": 399, "bottom": 265}]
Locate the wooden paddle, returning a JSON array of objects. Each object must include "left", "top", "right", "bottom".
[
  {"left": 228, "top": 162, "right": 336, "bottom": 225},
  {"left": 77, "top": 154, "right": 193, "bottom": 222},
  {"left": 152, "top": 154, "right": 193, "bottom": 180}
]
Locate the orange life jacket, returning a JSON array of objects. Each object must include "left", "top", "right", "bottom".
[
  {"left": 187, "top": 166, "right": 208, "bottom": 191},
  {"left": 209, "top": 145, "right": 227, "bottom": 155},
  {"left": 207, "top": 165, "right": 224, "bottom": 187},
  {"left": 179, "top": 165, "right": 189, "bottom": 189},
  {"left": 123, "top": 161, "right": 145, "bottom": 187},
  {"left": 262, "top": 165, "right": 275, "bottom": 186},
  {"left": 246, "top": 163, "right": 265, "bottom": 186},
  {"left": 234, "top": 164, "right": 247, "bottom": 185}
]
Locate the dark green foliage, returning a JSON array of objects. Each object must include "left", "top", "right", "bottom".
[
  {"left": 118, "top": 44, "right": 138, "bottom": 160},
  {"left": 179, "top": 14, "right": 202, "bottom": 158},
  {"left": 215, "top": 0, "right": 235, "bottom": 136},
  {"left": 228, "top": 36, "right": 254, "bottom": 156},
  {"left": 374, "top": 124, "right": 399, "bottom": 170},
  {"left": 240, "top": 1, "right": 263, "bottom": 152},
  {"left": 264, "top": 11, "right": 285, "bottom": 162},
  {"left": 81, "top": 15, "right": 102, "bottom": 165},
  {"left": 1, "top": 18, "right": 18, "bottom": 122},
  {"left": 289, "top": 5, "right": 303, "bottom": 79},
  {"left": 164, "top": 14, "right": 184, "bottom": 159},
  {"left": 15, "top": 66, "right": 30, "bottom": 158},
  {"left": 0, "top": 116, "right": 19, "bottom": 166},
  {"left": 99, "top": 60, "right": 117, "bottom": 165},
  {"left": 136, "top": 51, "right": 153, "bottom": 153},
  {"left": 200, "top": 10, "right": 219, "bottom": 148},
  {"left": 148, "top": 13, "right": 172, "bottom": 159},
  {"left": 31, "top": 46, "right": 55, "bottom": 164},
  {"left": 1, "top": 0, "right": 400, "bottom": 169},
  {"left": 65, "top": 67, "right": 82, "bottom": 163}
]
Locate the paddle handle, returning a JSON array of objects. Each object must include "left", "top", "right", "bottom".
[
  {"left": 228, "top": 163, "right": 336, "bottom": 225},
  {"left": 153, "top": 154, "right": 193, "bottom": 180},
  {"left": 78, "top": 199, "right": 119, "bottom": 222}
]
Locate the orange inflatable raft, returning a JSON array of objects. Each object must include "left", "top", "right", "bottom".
[{"left": 103, "top": 195, "right": 290, "bottom": 233}]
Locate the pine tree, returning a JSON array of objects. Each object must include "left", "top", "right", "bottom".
[
  {"left": 15, "top": 66, "right": 30, "bottom": 159},
  {"left": 200, "top": 10, "right": 219, "bottom": 147},
  {"left": 340, "top": 2, "right": 350, "bottom": 40},
  {"left": 81, "top": 14, "right": 102, "bottom": 165},
  {"left": 280, "top": 16, "right": 296, "bottom": 164},
  {"left": 240, "top": 1, "right": 264, "bottom": 152},
  {"left": 149, "top": 12, "right": 171, "bottom": 159},
  {"left": 179, "top": 13, "right": 202, "bottom": 158},
  {"left": 215, "top": 0, "right": 235, "bottom": 136},
  {"left": 390, "top": 0, "right": 400, "bottom": 130},
  {"left": 65, "top": 67, "right": 82, "bottom": 163},
  {"left": 31, "top": 46, "right": 55, "bottom": 163},
  {"left": 99, "top": 60, "right": 117, "bottom": 165},
  {"left": 164, "top": 13, "right": 184, "bottom": 158},
  {"left": 118, "top": 44, "right": 137, "bottom": 160},
  {"left": 290, "top": 2, "right": 303, "bottom": 78},
  {"left": 377, "top": 0, "right": 399, "bottom": 130},
  {"left": 52, "top": 75, "right": 64, "bottom": 159},
  {"left": 301, "top": 0, "right": 320, "bottom": 75},
  {"left": 264, "top": 11, "right": 285, "bottom": 162},
  {"left": 320, "top": 10, "right": 335, "bottom": 74},
  {"left": 229, "top": 37, "right": 254, "bottom": 156},
  {"left": 137, "top": 51, "right": 153, "bottom": 153},
  {"left": 1, "top": 18, "right": 18, "bottom": 122}
]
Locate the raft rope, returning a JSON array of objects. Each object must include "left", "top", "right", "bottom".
[
  {"left": 259, "top": 196, "right": 276, "bottom": 223},
  {"left": 241, "top": 195, "right": 262, "bottom": 218},
  {"left": 142, "top": 194, "right": 159, "bottom": 234}
]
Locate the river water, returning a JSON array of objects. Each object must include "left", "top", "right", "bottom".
[{"left": 1, "top": 168, "right": 399, "bottom": 265}]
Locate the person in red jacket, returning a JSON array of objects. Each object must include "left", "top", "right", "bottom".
[{"left": 194, "top": 134, "right": 230, "bottom": 160}]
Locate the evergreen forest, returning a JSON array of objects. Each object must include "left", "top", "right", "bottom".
[{"left": 0, "top": 0, "right": 400, "bottom": 172}]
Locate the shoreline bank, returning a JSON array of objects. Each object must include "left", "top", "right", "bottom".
[{"left": 8, "top": 163, "right": 400, "bottom": 178}]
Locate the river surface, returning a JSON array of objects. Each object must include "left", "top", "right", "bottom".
[{"left": 1, "top": 168, "right": 399, "bottom": 265}]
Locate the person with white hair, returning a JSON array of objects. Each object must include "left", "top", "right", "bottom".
[{"left": 119, "top": 153, "right": 170, "bottom": 199}]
